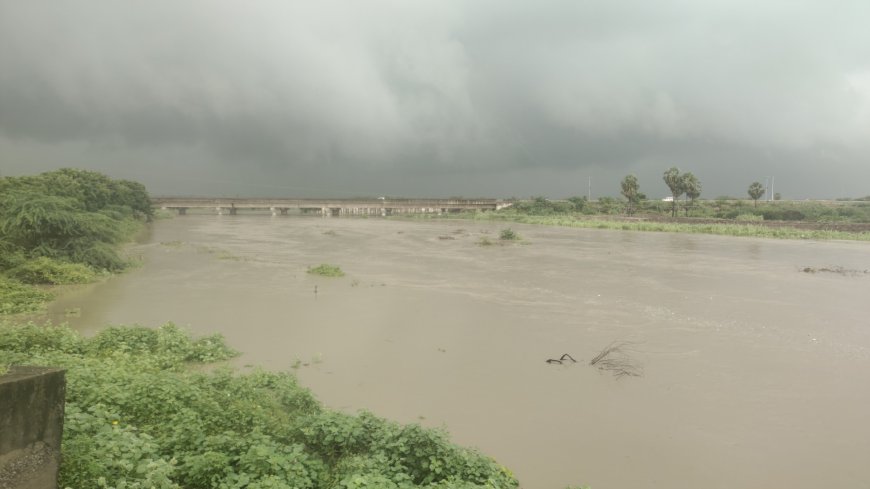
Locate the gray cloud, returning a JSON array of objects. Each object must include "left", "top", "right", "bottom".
[{"left": 1, "top": 0, "right": 869, "bottom": 198}]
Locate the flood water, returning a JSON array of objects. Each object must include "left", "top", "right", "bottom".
[{"left": 48, "top": 214, "right": 870, "bottom": 488}]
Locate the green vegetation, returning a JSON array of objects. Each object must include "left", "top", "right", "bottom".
[
  {"left": 681, "top": 172, "right": 701, "bottom": 216},
  {"left": 0, "top": 169, "right": 152, "bottom": 315},
  {"left": 462, "top": 212, "right": 870, "bottom": 241},
  {"left": 308, "top": 264, "right": 346, "bottom": 277},
  {"left": 748, "top": 181, "right": 765, "bottom": 206},
  {"left": 508, "top": 196, "right": 585, "bottom": 215},
  {"left": 661, "top": 167, "right": 702, "bottom": 217},
  {"left": 0, "top": 277, "right": 53, "bottom": 315},
  {"left": 619, "top": 175, "right": 641, "bottom": 216},
  {"left": 499, "top": 228, "right": 519, "bottom": 241},
  {"left": 6, "top": 256, "right": 99, "bottom": 285},
  {"left": 662, "top": 167, "right": 683, "bottom": 217},
  {"left": 0, "top": 323, "right": 518, "bottom": 489}
]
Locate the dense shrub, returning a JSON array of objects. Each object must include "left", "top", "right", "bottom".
[
  {"left": 0, "top": 278, "right": 53, "bottom": 315},
  {"left": 8, "top": 257, "right": 97, "bottom": 284},
  {"left": 0, "top": 169, "right": 152, "bottom": 313},
  {"left": 0, "top": 324, "right": 517, "bottom": 489}
]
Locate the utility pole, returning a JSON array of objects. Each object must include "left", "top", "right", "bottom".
[
  {"left": 770, "top": 176, "right": 774, "bottom": 201},
  {"left": 588, "top": 176, "right": 592, "bottom": 201}
]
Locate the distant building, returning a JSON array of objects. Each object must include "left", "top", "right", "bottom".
[{"left": 662, "top": 196, "right": 674, "bottom": 202}]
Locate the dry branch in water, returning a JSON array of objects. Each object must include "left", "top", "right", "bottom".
[
  {"left": 801, "top": 266, "right": 869, "bottom": 276},
  {"left": 589, "top": 341, "right": 643, "bottom": 378},
  {"left": 545, "top": 353, "right": 577, "bottom": 364}
]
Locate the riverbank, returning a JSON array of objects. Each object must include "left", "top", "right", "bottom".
[
  {"left": 0, "top": 322, "right": 518, "bottom": 488},
  {"left": 402, "top": 211, "right": 870, "bottom": 241},
  {"left": 0, "top": 169, "right": 152, "bottom": 315}
]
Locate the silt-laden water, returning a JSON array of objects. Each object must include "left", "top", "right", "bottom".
[{"left": 48, "top": 215, "right": 870, "bottom": 488}]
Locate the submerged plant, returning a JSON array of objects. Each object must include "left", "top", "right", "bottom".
[
  {"left": 307, "top": 263, "right": 345, "bottom": 277},
  {"left": 499, "top": 228, "right": 520, "bottom": 241}
]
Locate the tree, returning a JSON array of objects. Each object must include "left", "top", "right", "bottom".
[
  {"left": 681, "top": 172, "right": 701, "bottom": 216},
  {"left": 662, "top": 167, "right": 684, "bottom": 217},
  {"left": 566, "top": 196, "right": 587, "bottom": 212},
  {"left": 620, "top": 175, "right": 641, "bottom": 216},
  {"left": 774, "top": 192, "right": 782, "bottom": 201},
  {"left": 748, "top": 181, "right": 765, "bottom": 206}
]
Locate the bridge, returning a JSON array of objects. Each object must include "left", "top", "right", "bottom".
[{"left": 152, "top": 197, "right": 512, "bottom": 216}]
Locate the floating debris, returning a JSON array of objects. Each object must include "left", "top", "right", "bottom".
[
  {"left": 801, "top": 266, "right": 869, "bottom": 276},
  {"left": 590, "top": 342, "right": 642, "bottom": 378},
  {"left": 545, "top": 353, "right": 577, "bottom": 365}
]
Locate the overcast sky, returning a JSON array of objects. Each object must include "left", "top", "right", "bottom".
[{"left": 1, "top": 1, "right": 869, "bottom": 198}]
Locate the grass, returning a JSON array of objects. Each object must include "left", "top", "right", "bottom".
[
  {"left": 307, "top": 263, "right": 345, "bottom": 277},
  {"left": 456, "top": 212, "right": 870, "bottom": 241}
]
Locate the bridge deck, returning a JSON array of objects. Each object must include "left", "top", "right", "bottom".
[{"left": 152, "top": 197, "right": 510, "bottom": 214}]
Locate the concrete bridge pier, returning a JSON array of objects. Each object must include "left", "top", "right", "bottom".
[{"left": 279, "top": 208, "right": 289, "bottom": 215}]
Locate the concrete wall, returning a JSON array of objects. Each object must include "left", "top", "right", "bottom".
[{"left": 0, "top": 367, "right": 66, "bottom": 489}]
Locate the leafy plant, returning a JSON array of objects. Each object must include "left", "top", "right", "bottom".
[
  {"left": 308, "top": 264, "right": 345, "bottom": 277},
  {"left": 0, "top": 278, "right": 54, "bottom": 315},
  {"left": 0, "top": 323, "right": 518, "bottom": 489},
  {"left": 498, "top": 228, "right": 519, "bottom": 241},
  {"left": 8, "top": 257, "right": 97, "bottom": 285},
  {"left": 748, "top": 181, "right": 765, "bottom": 206}
]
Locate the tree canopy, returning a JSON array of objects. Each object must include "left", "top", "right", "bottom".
[
  {"left": 620, "top": 174, "right": 641, "bottom": 216},
  {"left": 662, "top": 167, "right": 684, "bottom": 217},
  {"left": 748, "top": 181, "right": 765, "bottom": 206},
  {"left": 0, "top": 169, "right": 152, "bottom": 275}
]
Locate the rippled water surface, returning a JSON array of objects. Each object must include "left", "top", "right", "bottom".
[{"left": 49, "top": 214, "right": 870, "bottom": 488}]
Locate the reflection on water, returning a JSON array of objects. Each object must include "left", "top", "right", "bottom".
[{"left": 48, "top": 215, "right": 870, "bottom": 489}]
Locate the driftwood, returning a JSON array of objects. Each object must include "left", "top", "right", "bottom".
[
  {"left": 801, "top": 266, "right": 869, "bottom": 276},
  {"left": 545, "top": 353, "right": 577, "bottom": 365}
]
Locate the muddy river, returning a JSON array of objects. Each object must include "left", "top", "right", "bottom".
[{"left": 48, "top": 215, "right": 870, "bottom": 488}]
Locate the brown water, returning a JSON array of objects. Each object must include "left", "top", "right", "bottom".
[{"left": 48, "top": 215, "right": 870, "bottom": 488}]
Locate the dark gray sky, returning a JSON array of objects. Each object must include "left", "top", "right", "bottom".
[{"left": 1, "top": 1, "right": 869, "bottom": 198}]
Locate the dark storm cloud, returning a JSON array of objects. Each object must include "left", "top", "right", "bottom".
[{"left": 1, "top": 0, "right": 869, "bottom": 197}]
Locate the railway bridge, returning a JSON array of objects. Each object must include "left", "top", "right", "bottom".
[{"left": 152, "top": 197, "right": 512, "bottom": 216}]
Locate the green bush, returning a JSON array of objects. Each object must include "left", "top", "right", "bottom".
[
  {"left": 0, "top": 278, "right": 53, "bottom": 315},
  {"left": 498, "top": 228, "right": 519, "bottom": 241},
  {"left": 0, "top": 169, "right": 150, "bottom": 281},
  {"left": 8, "top": 257, "right": 97, "bottom": 285},
  {"left": 0, "top": 324, "right": 518, "bottom": 489}
]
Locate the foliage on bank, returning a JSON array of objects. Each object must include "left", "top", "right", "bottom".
[
  {"left": 0, "top": 169, "right": 152, "bottom": 314},
  {"left": 468, "top": 212, "right": 870, "bottom": 241},
  {"left": 0, "top": 323, "right": 518, "bottom": 489},
  {"left": 501, "top": 196, "right": 870, "bottom": 223}
]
